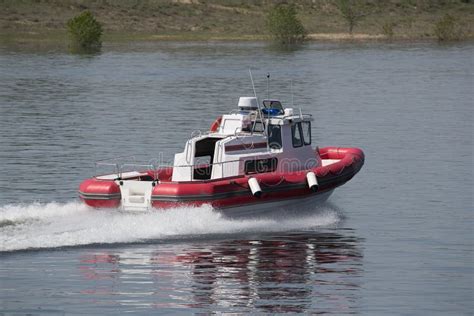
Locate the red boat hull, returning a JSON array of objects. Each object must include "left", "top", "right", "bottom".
[{"left": 78, "top": 147, "right": 364, "bottom": 211}]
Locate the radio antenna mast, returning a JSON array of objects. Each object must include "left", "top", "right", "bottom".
[
  {"left": 291, "top": 79, "right": 294, "bottom": 108},
  {"left": 248, "top": 68, "right": 267, "bottom": 138},
  {"left": 266, "top": 73, "right": 270, "bottom": 99},
  {"left": 249, "top": 68, "right": 258, "bottom": 102}
]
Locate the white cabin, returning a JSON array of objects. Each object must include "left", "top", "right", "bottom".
[{"left": 171, "top": 97, "right": 318, "bottom": 182}]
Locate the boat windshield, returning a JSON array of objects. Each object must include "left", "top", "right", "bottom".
[{"left": 263, "top": 100, "right": 284, "bottom": 112}]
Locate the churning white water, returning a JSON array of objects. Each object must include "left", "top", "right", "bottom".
[{"left": 0, "top": 201, "right": 340, "bottom": 252}]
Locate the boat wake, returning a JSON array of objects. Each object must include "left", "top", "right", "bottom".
[{"left": 0, "top": 201, "right": 341, "bottom": 252}]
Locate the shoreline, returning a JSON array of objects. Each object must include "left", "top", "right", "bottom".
[{"left": 2, "top": 30, "right": 473, "bottom": 47}]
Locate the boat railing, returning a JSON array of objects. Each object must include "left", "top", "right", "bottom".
[
  {"left": 94, "top": 155, "right": 136, "bottom": 178},
  {"left": 94, "top": 153, "right": 312, "bottom": 181},
  {"left": 263, "top": 110, "right": 312, "bottom": 121},
  {"left": 94, "top": 156, "right": 159, "bottom": 180},
  {"left": 120, "top": 163, "right": 158, "bottom": 179},
  {"left": 93, "top": 156, "right": 251, "bottom": 181},
  {"left": 188, "top": 109, "right": 311, "bottom": 140}
]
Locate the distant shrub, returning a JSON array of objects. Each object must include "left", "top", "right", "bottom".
[
  {"left": 266, "top": 4, "right": 306, "bottom": 45},
  {"left": 67, "top": 11, "right": 103, "bottom": 51},
  {"left": 434, "top": 14, "right": 464, "bottom": 41},
  {"left": 337, "top": 0, "right": 365, "bottom": 34},
  {"left": 382, "top": 21, "right": 395, "bottom": 39}
]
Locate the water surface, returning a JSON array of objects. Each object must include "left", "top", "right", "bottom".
[{"left": 0, "top": 41, "right": 472, "bottom": 314}]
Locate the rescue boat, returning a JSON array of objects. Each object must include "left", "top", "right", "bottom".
[{"left": 79, "top": 96, "right": 364, "bottom": 215}]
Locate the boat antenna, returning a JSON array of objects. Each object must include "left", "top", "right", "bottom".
[
  {"left": 248, "top": 68, "right": 267, "bottom": 138},
  {"left": 249, "top": 68, "right": 258, "bottom": 102},
  {"left": 266, "top": 72, "right": 270, "bottom": 99},
  {"left": 291, "top": 79, "right": 294, "bottom": 108}
]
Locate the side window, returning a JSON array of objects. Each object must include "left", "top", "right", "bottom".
[
  {"left": 267, "top": 124, "right": 282, "bottom": 149},
  {"left": 245, "top": 158, "right": 278, "bottom": 174},
  {"left": 291, "top": 123, "right": 303, "bottom": 148},
  {"left": 302, "top": 121, "right": 311, "bottom": 145},
  {"left": 252, "top": 121, "right": 264, "bottom": 133}
]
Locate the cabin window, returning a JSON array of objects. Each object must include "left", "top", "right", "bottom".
[
  {"left": 291, "top": 123, "right": 303, "bottom": 148},
  {"left": 252, "top": 121, "right": 265, "bottom": 133},
  {"left": 267, "top": 124, "right": 282, "bottom": 149},
  {"left": 302, "top": 121, "right": 311, "bottom": 145},
  {"left": 245, "top": 158, "right": 278, "bottom": 174}
]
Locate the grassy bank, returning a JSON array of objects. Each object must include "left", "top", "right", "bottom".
[{"left": 1, "top": 0, "right": 473, "bottom": 45}]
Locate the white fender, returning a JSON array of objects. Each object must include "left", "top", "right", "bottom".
[
  {"left": 248, "top": 177, "right": 262, "bottom": 198},
  {"left": 306, "top": 172, "right": 319, "bottom": 192}
]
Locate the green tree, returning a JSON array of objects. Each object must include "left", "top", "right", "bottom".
[
  {"left": 337, "top": 0, "right": 365, "bottom": 34},
  {"left": 266, "top": 4, "right": 306, "bottom": 45},
  {"left": 67, "top": 11, "right": 103, "bottom": 51}
]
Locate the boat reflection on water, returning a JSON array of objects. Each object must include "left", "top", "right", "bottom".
[{"left": 78, "top": 231, "right": 363, "bottom": 314}]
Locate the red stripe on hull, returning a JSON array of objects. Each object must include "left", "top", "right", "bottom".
[
  {"left": 225, "top": 142, "right": 267, "bottom": 152},
  {"left": 80, "top": 197, "right": 121, "bottom": 208}
]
